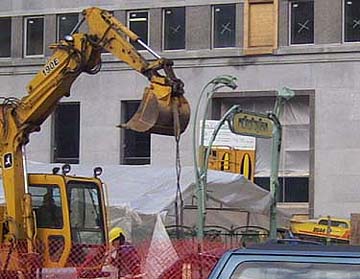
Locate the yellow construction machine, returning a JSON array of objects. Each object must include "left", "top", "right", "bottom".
[
  {"left": 290, "top": 217, "right": 350, "bottom": 244},
  {"left": 0, "top": 7, "right": 190, "bottom": 278}
]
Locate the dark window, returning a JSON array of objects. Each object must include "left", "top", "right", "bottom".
[
  {"left": 163, "top": 7, "right": 186, "bottom": 50},
  {"left": 128, "top": 11, "right": 149, "bottom": 50},
  {"left": 121, "top": 101, "right": 151, "bottom": 165},
  {"left": 344, "top": 0, "right": 360, "bottom": 42},
  {"left": 0, "top": 17, "right": 11, "bottom": 57},
  {"left": 57, "top": 13, "right": 79, "bottom": 40},
  {"left": 68, "top": 181, "right": 105, "bottom": 244},
  {"left": 29, "top": 185, "right": 63, "bottom": 229},
  {"left": 213, "top": 4, "right": 236, "bottom": 48},
  {"left": 254, "top": 177, "right": 309, "bottom": 202},
  {"left": 290, "top": 1, "right": 314, "bottom": 44},
  {"left": 25, "top": 16, "right": 44, "bottom": 56},
  {"left": 53, "top": 103, "right": 80, "bottom": 164}
]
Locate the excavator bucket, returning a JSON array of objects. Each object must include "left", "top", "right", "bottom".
[{"left": 119, "top": 87, "right": 190, "bottom": 136}]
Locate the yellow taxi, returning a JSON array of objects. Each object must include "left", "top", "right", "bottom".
[{"left": 290, "top": 217, "right": 350, "bottom": 243}]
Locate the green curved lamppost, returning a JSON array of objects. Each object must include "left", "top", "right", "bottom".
[
  {"left": 192, "top": 79, "right": 294, "bottom": 241},
  {"left": 192, "top": 75, "right": 238, "bottom": 241}
]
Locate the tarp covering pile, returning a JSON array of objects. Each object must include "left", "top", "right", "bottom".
[{"left": 0, "top": 161, "right": 290, "bottom": 241}]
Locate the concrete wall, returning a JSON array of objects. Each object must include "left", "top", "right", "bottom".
[
  {"left": 2, "top": 0, "right": 360, "bottom": 220},
  {"left": 186, "top": 6, "right": 211, "bottom": 50},
  {"left": 4, "top": 51, "right": 359, "bottom": 219},
  {"left": 315, "top": 0, "right": 342, "bottom": 44},
  {"left": 278, "top": 0, "right": 288, "bottom": 47},
  {"left": 0, "top": 0, "right": 242, "bottom": 16}
]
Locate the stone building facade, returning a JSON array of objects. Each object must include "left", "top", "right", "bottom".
[{"left": 1, "top": 0, "right": 360, "bottom": 219}]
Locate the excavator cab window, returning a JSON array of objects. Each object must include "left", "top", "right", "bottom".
[
  {"left": 67, "top": 181, "right": 105, "bottom": 244},
  {"left": 29, "top": 185, "right": 63, "bottom": 229}
]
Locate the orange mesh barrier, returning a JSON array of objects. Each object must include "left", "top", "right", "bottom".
[{"left": 0, "top": 239, "right": 241, "bottom": 278}]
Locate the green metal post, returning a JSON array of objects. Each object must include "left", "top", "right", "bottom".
[
  {"left": 268, "top": 87, "right": 295, "bottom": 239},
  {"left": 192, "top": 75, "right": 237, "bottom": 241},
  {"left": 268, "top": 113, "right": 281, "bottom": 240}
]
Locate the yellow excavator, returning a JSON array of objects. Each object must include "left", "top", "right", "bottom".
[{"left": 0, "top": 7, "right": 190, "bottom": 278}]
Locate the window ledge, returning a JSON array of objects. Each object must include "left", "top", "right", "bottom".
[
  {"left": 277, "top": 202, "right": 309, "bottom": 216},
  {"left": 277, "top": 43, "right": 360, "bottom": 55},
  {"left": 278, "top": 202, "right": 309, "bottom": 208},
  {"left": 3, "top": 43, "right": 360, "bottom": 70},
  {"left": 0, "top": 57, "right": 46, "bottom": 67},
  {"left": 101, "top": 48, "right": 244, "bottom": 61}
]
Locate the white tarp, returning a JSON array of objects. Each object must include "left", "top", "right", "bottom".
[
  {"left": 0, "top": 161, "right": 289, "bottom": 241},
  {"left": 0, "top": 161, "right": 272, "bottom": 213}
]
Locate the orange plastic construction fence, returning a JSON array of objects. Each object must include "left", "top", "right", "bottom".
[{"left": 0, "top": 238, "right": 241, "bottom": 279}]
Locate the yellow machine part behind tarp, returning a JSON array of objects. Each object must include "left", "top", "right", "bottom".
[
  {"left": 290, "top": 217, "right": 350, "bottom": 242},
  {"left": 207, "top": 147, "right": 256, "bottom": 182}
]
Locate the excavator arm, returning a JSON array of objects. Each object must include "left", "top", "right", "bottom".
[
  {"left": 83, "top": 7, "right": 190, "bottom": 136},
  {"left": 18, "top": 7, "right": 190, "bottom": 136},
  {"left": 0, "top": 7, "right": 189, "bottom": 244}
]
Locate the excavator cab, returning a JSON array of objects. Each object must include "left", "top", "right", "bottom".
[{"left": 28, "top": 166, "right": 108, "bottom": 270}]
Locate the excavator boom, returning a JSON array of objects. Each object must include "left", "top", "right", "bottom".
[{"left": 0, "top": 6, "right": 190, "bottom": 276}]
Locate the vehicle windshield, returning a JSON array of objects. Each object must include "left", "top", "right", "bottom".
[
  {"left": 231, "top": 261, "right": 360, "bottom": 279},
  {"left": 318, "top": 219, "right": 349, "bottom": 228},
  {"left": 67, "top": 181, "right": 105, "bottom": 244}
]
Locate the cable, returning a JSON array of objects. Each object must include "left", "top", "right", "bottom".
[{"left": 172, "top": 98, "right": 184, "bottom": 237}]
